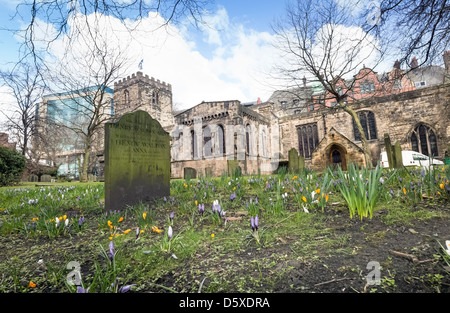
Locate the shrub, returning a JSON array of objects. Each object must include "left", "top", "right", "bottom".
[{"left": 0, "top": 146, "right": 26, "bottom": 186}]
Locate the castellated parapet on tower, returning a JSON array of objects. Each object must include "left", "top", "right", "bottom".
[
  {"left": 114, "top": 71, "right": 172, "bottom": 92},
  {"left": 113, "top": 71, "right": 174, "bottom": 131}
]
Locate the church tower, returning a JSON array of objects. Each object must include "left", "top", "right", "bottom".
[{"left": 113, "top": 72, "right": 174, "bottom": 131}]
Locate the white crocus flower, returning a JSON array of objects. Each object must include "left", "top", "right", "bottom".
[
  {"left": 65, "top": 219, "right": 69, "bottom": 227},
  {"left": 302, "top": 204, "right": 309, "bottom": 213},
  {"left": 168, "top": 226, "right": 173, "bottom": 239}
]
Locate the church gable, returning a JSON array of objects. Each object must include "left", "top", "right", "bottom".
[{"left": 311, "top": 127, "right": 366, "bottom": 170}]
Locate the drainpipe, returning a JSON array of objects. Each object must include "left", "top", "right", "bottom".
[{"left": 322, "top": 114, "right": 327, "bottom": 135}]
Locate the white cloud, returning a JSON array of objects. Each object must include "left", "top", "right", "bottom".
[
  {"left": 4, "top": 6, "right": 286, "bottom": 112},
  {"left": 41, "top": 8, "right": 282, "bottom": 109}
]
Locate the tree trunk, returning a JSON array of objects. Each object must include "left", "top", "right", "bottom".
[
  {"left": 340, "top": 103, "right": 373, "bottom": 168},
  {"left": 81, "top": 137, "right": 91, "bottom": 183},
  {"left": 81, "top": 149, "right": 89, "bottom": 182}
]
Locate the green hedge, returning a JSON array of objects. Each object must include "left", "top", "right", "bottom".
[{"left": 0, "top": 146, "right": 26, "bottom": 186}]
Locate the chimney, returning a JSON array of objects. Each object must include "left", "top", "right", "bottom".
[
  {"left": 257, "top": 97, "right": 261, "bottom": 105},
  {"left": 302, "top": 75, "right": 307, "bottom": 87},
  {"left": 393, "top": 59, "right": 401, "bottom": 69},
  {"left": 410, "top": 57, "right": 418, "bottom": 69},
  {"left": 444, "top": 50, "right": 450, "bottom": 74}
]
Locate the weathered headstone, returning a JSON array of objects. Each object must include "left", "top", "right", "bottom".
[
  {"left": 104, "top": 110, "right": 170, "bottom": 212},
  {"left": 205, "top": 167, "right": 213, "bottom": 178},
  {"left": 393, "top": 141, "right": 403, "bottom": 168},
  {"left": 184, "top": 167, "right": 197, "bottom": 179},
  {"left": 384, "top": 133, "right": 394, "bottom": 169},
  {"left": 227, "top": 160, "right": 240, "bottom": 176},
  {"left": 28, "top": 174, "right": 38, "bottom": 182},
  {"left": 298, "top": 155, "right": 305, "bottom": 171},
  {"left": 288, "top": 148, "right": 299, "bottom": 173},
  {"left": 41, "top": 175, "right": 52, "bottom": 182}
]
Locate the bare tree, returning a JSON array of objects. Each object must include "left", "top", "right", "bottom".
[
  {"left": 272, "top": 0, "right": 392, "bottom": 167},
  {"left": 8, "top": 0, "right": 214, "bottom": 72},
  {"left": 371, "top": 0, "right": 450, "bottom": 68},
  {"left": 38, "top": 12, "right": 132, "bottom": 182},
  {"left": 0, "top": 62, "right": 45, "bottom": 156}
]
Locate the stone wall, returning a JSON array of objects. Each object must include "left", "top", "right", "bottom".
[{"left": 278, "top": 83, "right": 450, "bottom": 170}]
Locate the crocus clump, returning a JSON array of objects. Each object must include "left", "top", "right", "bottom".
[{"left": 250, "top": 215, "right": 260, "bottom": 244}]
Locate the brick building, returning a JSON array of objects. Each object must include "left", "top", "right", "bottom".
[{"left": 0, "top": 132, "right": 16, "bottom": 150}]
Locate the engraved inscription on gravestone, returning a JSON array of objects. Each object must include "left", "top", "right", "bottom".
[{"left": 104, "top": 110, "right": 170, "bottom": 212}]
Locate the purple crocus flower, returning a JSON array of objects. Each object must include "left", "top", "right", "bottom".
[
  {"left": 120, "top": 284, "right": 135, "bottom": 293},
  {"left": 251, "top": 216, "right": 259, "bottom": 231},
  {"left": 212, "top": 200, "right": 220, "bottom": 213},
  {"left": 77, "top": 286, "right": 88, "bottom": 293},
  {"left": 255, "top": 197, "right": 258, "bottom": 205},
  {"left": 390, "top": 189, "right": 394, "bottom": 197},
  {"left": 109, "top": 241, "right": 114, "bottom": 261},
  {"left": 136, "top": 227, "right": 140, "bottom": 239},
  {"left": 198, "top": 203, "right": 205, "bottom": 215},
  {"left": 78, "top": 217, "right": 83, "bottom": 229},
  {"left": 169, "top": 212, "right": 175, "bottom": 221},
  {"left": 230, "top": 193, "right": 236, "bottom": 201}
]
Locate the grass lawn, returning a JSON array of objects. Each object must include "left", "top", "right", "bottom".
[{"left": 0, "top": 165, "right": 449, "bottom": 295}]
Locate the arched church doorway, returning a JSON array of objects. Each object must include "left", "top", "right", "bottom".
[{"left": 328, "top": 144, "right": 347, "bottom": 171}]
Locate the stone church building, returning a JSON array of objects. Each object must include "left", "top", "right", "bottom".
[{"left": 110, "top": 52, "right": 450, "bottom": 178}]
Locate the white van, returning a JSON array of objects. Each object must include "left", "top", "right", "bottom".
[{"left": 380, "top": 151, "right": 444, "bottom": 168}]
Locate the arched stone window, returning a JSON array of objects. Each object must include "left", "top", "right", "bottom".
[
  {"left": 353, "top": 111, "right": 377, "bottom": 141},
  {"left": 260, "top": 127, "right": 267, "bottom": 157},
  {"left": 124, "top": 90, "right": 130, "bottom": 106},
  {"left": 297, "top": 123, "right": 319, "bottom": 158},
  {"left": 217, "top": 124, "right": 225, "bottom": 155},
  {"left": 203, "top": 126, "right": 212, "bottom": 157},
  {"left": 410, "top": 124, "right": 438, "bottom": 156},
  {"left": 191, "top": 129, "right": 197, "bottom": 159},
  {"left": 246, "top": 124, "right": 251, "bottom": 155}
]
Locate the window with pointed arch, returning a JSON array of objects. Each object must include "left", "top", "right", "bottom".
[
  {"left": 246, "top": 124, "right": 251, "bottom": 155},
  {"left": 217, "top": 124, "right": 225, "bottom": 155},
  {"left": 124, "top": 90, "right": 130, "bottom": 107},
  {"left": 191, "top": 129, "right": 197, "bottom": 159},
  {"left": 297, "top": 123, "right": 319, "bottom": 159},
  {"left": 203, "top": 126, "right": 212, "bottom": 157},
  {"left": 353, "top": 111, "right": 377, "bottom": 141},
  {"left": 410, "top": 124, "right": 438, "bottom": 156}
]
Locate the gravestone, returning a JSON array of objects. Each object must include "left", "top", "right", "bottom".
[
  {"left": 41, "top": 175, "right": 52, "bottom": 182},
  {"left": 104, "top": 110, "right": 170, "bottom": 212},
  {"left": 28, "top": 174, "right": 38, "bottom": 182},
  {"left": 384, "top": 134, "right": 394, "bottom": 169},
  {"left": 227, "top": 160, "right": 239, "bottom": 176},
  {"left": 288, "top": 148, "right": 299, "bottom": 173},
  {"left": 393, "top": 142, "right": 403, "bottom": 168},
  {"left": 204, "top": 167, "right": 213, "bottom": 178},
  {"left": 184, "top": 167, "right": 197, "bottom": 179},
  {"left": 298, "top": 155, "right": 305, "bottom": 171}
]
